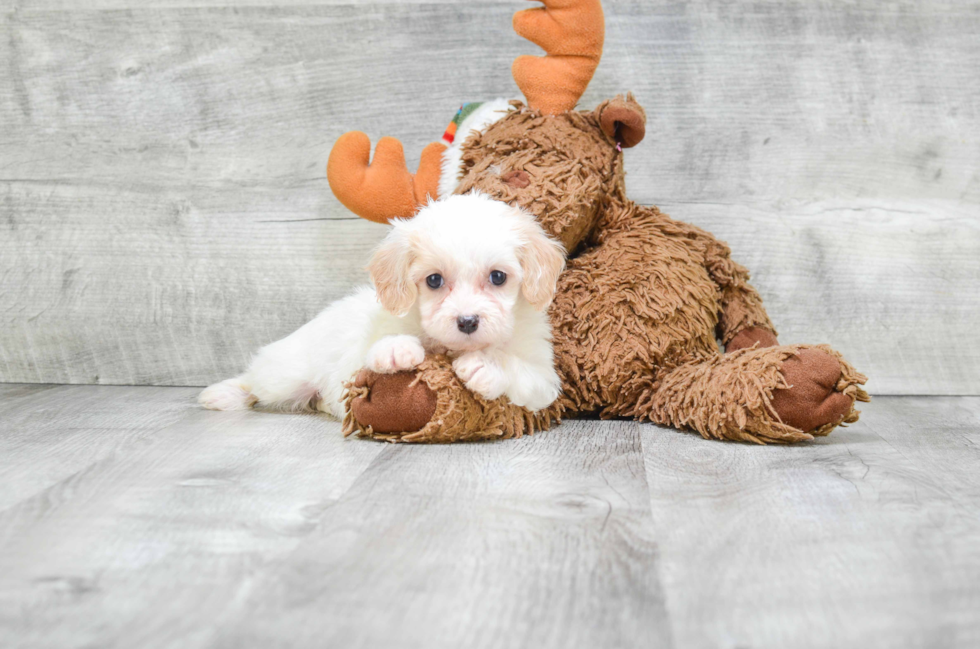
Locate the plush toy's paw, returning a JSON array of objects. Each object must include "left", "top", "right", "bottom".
[
  {"left": 452, "top": 352, "right": 508, "bottom": 401},
  {"left": 344, "top": 354, "right": 560, "bottom": 443},
  {"left": 365, "top": 335, "right": 426, "bottom": 374},
  {"left": 348, "top": 369, "right": 438, "bottom": 435},
  {"left": 726, "top": 326, "right": 779, "bottom": 352},
  {"left": 771, "top": 348, "right": 865, "bottom": 433}
]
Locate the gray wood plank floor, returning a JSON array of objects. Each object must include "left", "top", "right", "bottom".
[{"left": 1, "top": 385, "right": 977, "bottom": 649}]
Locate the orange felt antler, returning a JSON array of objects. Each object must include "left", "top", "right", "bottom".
[
  {"left": 512, "top": 0, "right": 605, "bottom": 115},
  {"left": 327, "top": 132, "right": 446, "bottom": 224}
]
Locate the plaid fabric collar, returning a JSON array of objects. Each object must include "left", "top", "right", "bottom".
[{"left": 441, "top": 102, "right": 485, "bottom": 144}]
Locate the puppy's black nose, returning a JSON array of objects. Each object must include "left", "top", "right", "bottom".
[{"left": 457, "top": 315, "right": 479, "bottom": 334}]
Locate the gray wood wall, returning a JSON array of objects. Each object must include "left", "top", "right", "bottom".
[{"left": 2, "top": 0, "right": 978, "bottom": 394}]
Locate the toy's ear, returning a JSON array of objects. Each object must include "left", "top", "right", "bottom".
[
  {"left": 595, "top": 93, "right": 646, "bottom": 148},
  {"left": 367, "top": 225, "right": 418, "bottom": 316}
]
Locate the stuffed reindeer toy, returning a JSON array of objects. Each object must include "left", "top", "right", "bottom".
[{"left": 326, "top": 0, "right": 868, "bottom": 443}]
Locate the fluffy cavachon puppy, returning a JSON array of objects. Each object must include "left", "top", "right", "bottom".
[{"left": 199, "top": 193, "right": 565, "bottom": 419}]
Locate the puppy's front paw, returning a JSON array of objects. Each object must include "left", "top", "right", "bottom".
[
  {"left": 528, "top": 382, "right": 562, "bottom": 412},
  {"left": 366, "top": 335, "right": 426, "bottom": 374},
  {"left": 453, "top": 352, "right": 507, "bottom": 401}
]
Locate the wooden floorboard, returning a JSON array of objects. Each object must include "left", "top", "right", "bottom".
[
  {"left": 213, "top": 420, "right": 670, "bottom": 649},
  {"left": 0, "top": 387, "right": 977, "bottom": 648},
  {"left": 642, "top": 396, "right": 980, "bottom": 649},
  {"left": 0, "top": 390, "right": 385, "bottom": 649},
  {"left": 0, "top": 384, "right": 198, "bottom": 510}
]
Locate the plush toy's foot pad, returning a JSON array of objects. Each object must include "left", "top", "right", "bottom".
[
  {"left": 771, "top": 348, "right": 864, "bottom": 433},
  {"left": 343, "top": 354, "right": 560, "bottom": 443},
  {"left": 347, "top": 369, "right": 437, "bottom": 435},
  {"left": 643, "top": 344, "right": 868, "bottom": 444}
]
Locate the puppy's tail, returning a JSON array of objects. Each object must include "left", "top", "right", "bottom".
[{"left": 199, "top": 377, "right": 257, "bottom": 411}]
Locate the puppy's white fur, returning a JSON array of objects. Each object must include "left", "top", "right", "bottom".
[{"left": 200, "top": 193, "right": 566, "bottom": 418}]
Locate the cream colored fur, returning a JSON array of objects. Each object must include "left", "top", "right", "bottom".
[{"left": 199, "top": 193, "right": 565, "bottom": 417}]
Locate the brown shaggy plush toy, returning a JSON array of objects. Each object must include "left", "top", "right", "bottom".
[{"left": 327, "top": 0, "right": 869, "bottom": 444}]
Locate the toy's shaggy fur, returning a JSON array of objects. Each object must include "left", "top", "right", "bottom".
[
  {"left": 343, "top": 355, "right": 559, "bottom": 443},
  {"left": 344, "top": 100, "right": 868, "bottom": 443}
]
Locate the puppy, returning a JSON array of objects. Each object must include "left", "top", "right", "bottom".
[{"left": 199, "top": 192, "right": 566, "bottom": 418}]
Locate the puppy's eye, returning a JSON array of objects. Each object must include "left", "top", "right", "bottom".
[
  {"left": 489, "top": 270, "right": 507, "bottom": 286},
  {"left": 426, "top": 274, "right": 444, "bottom": 290}
]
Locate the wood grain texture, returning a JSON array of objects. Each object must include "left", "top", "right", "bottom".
[
  {"left": 0, "top": 384, "right": 198, "bottom": 510},
  {"left": 1, "top": 1, "right": 978, "bottom": 391},
  {"left": 0, "top": 388, "right": 386, "bottom": 649},
  {"left": 0, "top": 387, "right": 977, "bottom": 648},
  {"left": 642, "top": 395, "right": 980, "bottom": 649},
  {"left": 214, "top": 420, "right": 669, "bottom": 649}
]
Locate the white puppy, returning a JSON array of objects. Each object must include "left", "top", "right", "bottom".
[{"left": 199, "top": 192, "right": 566, "bottom": 418}]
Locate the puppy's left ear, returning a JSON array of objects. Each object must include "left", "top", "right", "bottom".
[
  {"left": 367, "top": 224, "right": 418, "bottom": 316},
  {"left": 516, "top": 210, "right": 566, "bottom": 311}
]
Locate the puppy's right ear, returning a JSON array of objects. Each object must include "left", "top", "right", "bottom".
[
  {"left": 367, "top": 224, "right": 417, "bottom": 316},
  {"left": 516, "top": 210, "right": 566, "bottom": 311}
]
